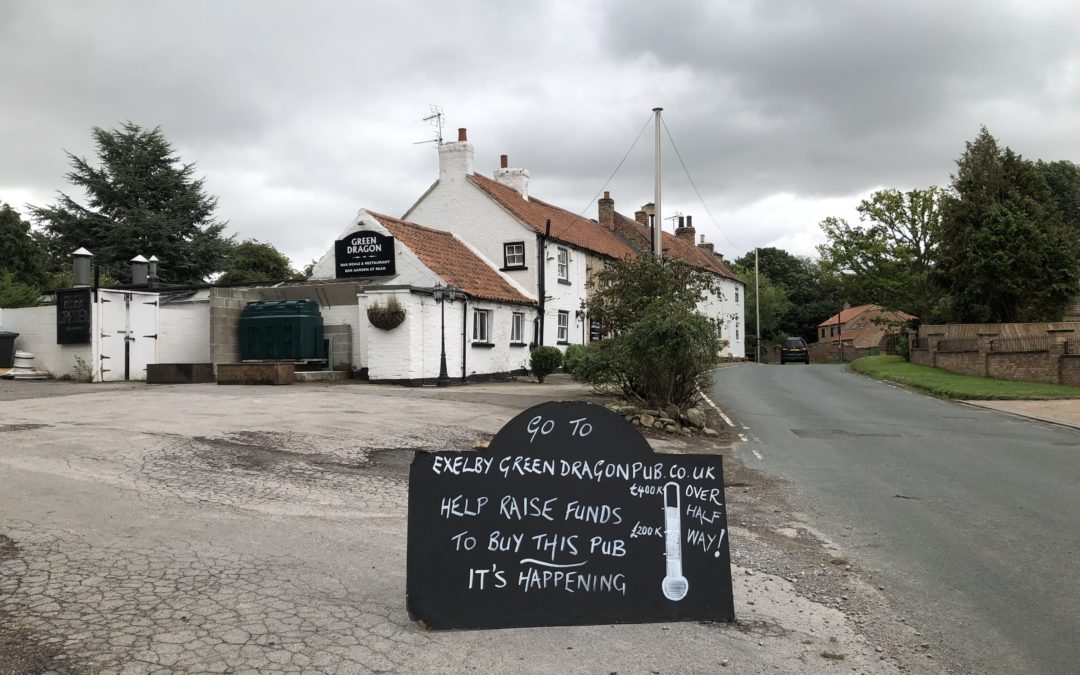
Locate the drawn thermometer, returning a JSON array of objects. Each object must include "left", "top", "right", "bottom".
[{"left": 661, "top": 481, "right": 689, "bottom": 601}]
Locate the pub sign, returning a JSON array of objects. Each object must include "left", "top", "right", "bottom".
[{"left": 335, "top": 231, "right": 396, "bottom": 278}]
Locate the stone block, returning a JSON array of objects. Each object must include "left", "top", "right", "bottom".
[
  {"left": 216, "top": 363, "right": 294, "bottom": 385},
  {"left": 147, "top": 363, "right": 215, "bottom": 384}
]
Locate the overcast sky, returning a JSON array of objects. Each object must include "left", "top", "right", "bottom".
[{"left": 3, "top": 0, "right": 1079, "bottom": 270}]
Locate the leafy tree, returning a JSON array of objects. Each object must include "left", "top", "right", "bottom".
[
  {"left": 586, "top": 256, "right": 723, "bottom": 407},
  {"left": 1036, "top": 160, "right": 1080, "bottom": 232},
  {"left": 30, "top": 122, "right": 232, "bottom": 283},
  {"left": 0, "top": 271, "right": 42, "bottom": 308},
  {"left": 732, "top": 247, "right": 835, "bottom": 342},
  {"left": 732, "top": 264, "right": 791, "bottom": 353},
  {"left": 937, "top": 127, "right": 1080, "bottom": 322},
  {"left": 0, "top": 202, "right": 54, "bottom": 289},
  {"left": 218, "top": 239, "right": 300, "bottom": 284},
  {"left": 817, "top": 186, "right": 943, "bottom": 321}
]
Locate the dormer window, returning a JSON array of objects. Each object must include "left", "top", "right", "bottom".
[{"left": 503, "top": 242, "right": 525, "bottom": 270}]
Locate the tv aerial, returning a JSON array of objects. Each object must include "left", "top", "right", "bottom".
[{"left": 414, "top": 105, "right": 444, "bottom": 146}]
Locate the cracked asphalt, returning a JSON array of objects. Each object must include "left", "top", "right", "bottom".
[{"left": 1, "top": 378, "right": 910, "bottom": 674}]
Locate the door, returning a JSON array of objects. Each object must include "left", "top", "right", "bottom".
[{"left": 98, "top": 290, "right": 159, "bottom": 381}]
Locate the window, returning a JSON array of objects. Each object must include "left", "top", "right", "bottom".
[
  {"left": 735, "top": 320, "right": 739, "bottom": 341},
  {"left": 735, "top": 287, "right": 739, "bottom": 303},
  {"left": 557, "top": 247, "right": 569, "bottom": 282},
  {"left": 503, "top": 242, "right": 525, "bottom": 269},
  {"left": 511, "top": 312, "right": 524, "bottom": 343},
  {"left": 557, "top": 310, "right": 569, "bottom": 343},
  {"left": 473, "top": 309, "right": 491, "bottom": 343}
]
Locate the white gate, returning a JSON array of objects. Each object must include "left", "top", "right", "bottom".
[{"left": 98, "top": 290, "right": 159, "bottom": 381}]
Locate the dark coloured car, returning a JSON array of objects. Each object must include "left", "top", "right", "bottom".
[{"left": 780, "top": 337, "right": 810, "bottom": 364}]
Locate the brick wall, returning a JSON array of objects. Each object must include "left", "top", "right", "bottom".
[
  {"left": 909, "top": 348, "right": 931, "bottom": 367},
  {"left": 1060, "top": 356, "right": 1080, "bottom": 386},
  {"left": 986, "top": 352, "right": 1055, "bottom": 383},
  {"left": 934, "top": 351, "right": 983, "bottom": 377}
]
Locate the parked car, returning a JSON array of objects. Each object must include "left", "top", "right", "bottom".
[{"left": 780, "top": 337, "right": 810, "bottom": 364}]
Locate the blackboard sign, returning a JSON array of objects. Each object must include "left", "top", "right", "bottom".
[
  {"left": 334, "top": 231, "right": 396, "bottom": 278},
  {"left": 56, "top": 288, "right": 92, "bottom": 345},
  {"left": 407, "top": 401, "right": 734, "bottom": 630}
]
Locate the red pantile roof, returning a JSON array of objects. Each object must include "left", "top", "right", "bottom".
[
  {"left": 818, "top": 304, "right": 917, "bottom": 328},
  {"left": 368, "top": 210, "right": 534, "bottom": 305},
  {"left": 468, "top": 174, "right": 636, "bottom": 260},
  {"left": 612, "top": 213, "right": 742, "bottom": 282}
]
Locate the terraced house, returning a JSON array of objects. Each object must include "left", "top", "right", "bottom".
[{"left": 404, "top": 128, "right": 745, "bottom": 357}]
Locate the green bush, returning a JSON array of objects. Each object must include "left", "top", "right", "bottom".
[
  {"left": 562, "top": 344, "right": 585, "bottom": 377},
  {"left": 529, "top": 346, "right": 563, "bottom": 383},
  {"left": 587, "top": 256, "right": 724, "bottom": 407},
  {"left": 896, "top": 333, "right": 910, "bottom": 360}
]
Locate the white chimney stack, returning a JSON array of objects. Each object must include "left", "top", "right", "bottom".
[
  {"left": 438, "top": 127, "right": 474, "bottom": 184},
  {"left": 493, "top": 153, "right": 529, "bottom": 199}
]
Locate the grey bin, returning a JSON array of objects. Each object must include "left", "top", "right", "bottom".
[
  {"left": 0, "top": 331, "right": 18, "bottom": 368},
  {"left": 0, "top": 332, "right": 18, "bottom": 369}
]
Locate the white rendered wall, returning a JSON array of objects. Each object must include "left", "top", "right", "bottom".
[
  {"left": 404, "top": 177, "right": 539, "bottom": 298},
  {"left": 0, "top": 305, "right": 94, "bottom": 379},
  {"left": 540, "top": 242, "right": 589, "bottom": 349},
  {"left": 158, "top": 302, "right": 210, "bottom": 363},
  {"left": 309, "top": 210, "right": 444, "bottom": 289},
  {"left": 696, "top": 277, "right": 746, "bottom": 358}
]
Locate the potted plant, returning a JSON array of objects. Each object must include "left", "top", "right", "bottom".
[{"left": 367, "top": 296, "right": 406, "bottom": 330}]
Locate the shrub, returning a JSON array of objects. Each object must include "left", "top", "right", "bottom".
[
  {"left": 529, "top": 346, "right": 563, "bottom": 383},
  {"left": 562, "top": 344, "right": 585, "bottom": 377},
  {"left": 587, "top": 256, "right": 724, "bottom": 407}
]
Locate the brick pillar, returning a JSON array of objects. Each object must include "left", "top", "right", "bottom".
[
  {"left": 1048, "top": 329, "right": 1074, "bottom": 383},
  {"left": 927, "top": 332, "right": 945, "bottom": 368},
  {"left": 976, "top": 332, "right": 998, "bottom": 378},
  {"left": 598, "top": 192, "right": 615, "bottom": 230}
]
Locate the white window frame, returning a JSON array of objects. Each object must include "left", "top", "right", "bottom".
[
  {"left": 557, "top": 247, "right": 569, "bottom": 282},
  {"left": 557, "top": 310, "right": 569, "bottom": 343},
  {"left": 473, "top": 309, "right": 491, "bottom": 343},
  {"left": 504, "top": 242, "right": 525, "bottom": 269},
  {"left": 511, "top": 312, "right": 524, "bottom": 343}
]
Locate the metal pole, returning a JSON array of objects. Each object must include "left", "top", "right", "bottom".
[
  {"left": 837, "top": 303, "right": 844, "bottom": 364},
  {"left": 653, "top": 107, "right": 663, "bottom": 258},
  {"left": 437, "top": 295, "right": 450, "bottom": 386},
  {"left": 755, "top": 248, "right": 761, "bottom": 364}
]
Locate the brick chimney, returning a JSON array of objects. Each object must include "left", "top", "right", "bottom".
[
  {"left": 675, "top": 214, "right": 696, "bottom": 243},
  {"left": 438, "top": 127, "right": 474, "bottom": 184},
  {"left": 493, "top": 153, "right": 529, "bottom": 199},
  {"left": 598, "top": 191, "right": 615, "bottom": 229},
  {"left": 697, "top": 234, "right": 714, "bottom": 254},
  {"left": 634, "top": 209, "right": 648, "bottom": 226}
]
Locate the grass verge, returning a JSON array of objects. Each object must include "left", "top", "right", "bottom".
[{"left": 850, "top": 355, "right": 1080, "bottom": 400}]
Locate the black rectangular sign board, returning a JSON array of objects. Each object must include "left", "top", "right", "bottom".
[
  {"left": 334, "top": 231, "right": 395, "bottom": 278},
  {"left": 406, "top": 401, "right": 734, "bottom": 630},
  {"left": 589, "top": 319, "right": 602, "bottom": 342},
  {"left": 56, "top": 288, "right": 92, "bottom": 345}
]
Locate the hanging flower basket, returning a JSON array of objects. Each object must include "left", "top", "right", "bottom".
[{"left": 367, "top": 298, "right": 406, "bottom": 330}]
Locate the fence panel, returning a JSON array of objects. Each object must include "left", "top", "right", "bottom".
[
  {"left": 937, "top": 338, "right": 979, "bottom": 353},
  {"left": 990, "top": 336, "right": 1051, "bottom": 352}
]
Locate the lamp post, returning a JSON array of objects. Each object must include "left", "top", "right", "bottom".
[{"left": 434, "top": 283, "right": 461, "bottom": 387}]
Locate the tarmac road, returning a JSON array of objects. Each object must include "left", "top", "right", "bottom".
[
  {"left": 708, "top": 363, "right": 1080, "bottom": 674},
  {"left": 0, "top": 378, "right": 902, "bottom": 674}
]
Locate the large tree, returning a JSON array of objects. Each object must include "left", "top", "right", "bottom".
[
  {"left": 817, "top": 186, "right": 943, "bottom": 321},
  {"left": 937, "top": 127, "right": 1080, "bottom": 322},
  {"left": 0, "top": 202, "right": 54, "bottom": 289},
  {"left": 217, "top": 239, "right": 300, "bottom": 284},
  {"left": 30, "top": 122, "right": 232, "bottom": 283},
  {"left": 732, "top": 247, "right": 835, "bottom": 342},
  {"left": 732, "top": 264, "right": 791, "bottom": 352}
]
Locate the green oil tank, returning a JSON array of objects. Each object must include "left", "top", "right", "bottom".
[{"left": 239, "top": 300, "right": 324, "bottom": 361}]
